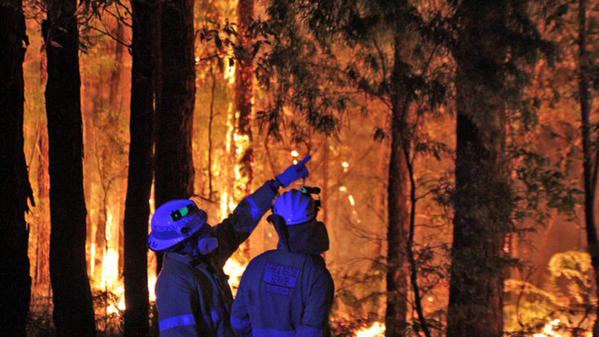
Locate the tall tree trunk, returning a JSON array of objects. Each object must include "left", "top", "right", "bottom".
[
  {"left": 235, "top": 0, "right": 254, "bottom": 260},
  {"left": 123, "top": 0, "right": 156, "bottom": 336},
  {"left": 386, "top": 19, "right": 410, "bottom": 337},
  {"left": 578, "top": 0, "right": 599, "bottom": 335},
  {"left": 322, "top": 136, "right": 329, "bottom": 223},
  {"left": 235, "top": 0, "right": 254, "bottom": 195},
  {"left": 446, "top": 2, "right": 510, "bottom": 337},
  {"left": 154, "top": 0, "right": 196, "bottom": 272},
  {"left": 43, "top": 1, "right": 96, "bottom": 336},
  {"left": 0, "top": 2, "right": 33, "bottom": 336},
  {"left": 35, "top": 130, "right": 51, "bottom": 288},
  {"left": 109, "top": 21, "right": 125, "bottom": 114}
]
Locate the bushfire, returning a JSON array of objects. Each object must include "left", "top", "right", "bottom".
[{"left": 12, "top": 0, "right": 596, "bottom": 336}]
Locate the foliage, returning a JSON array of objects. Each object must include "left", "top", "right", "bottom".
[
  {"left": 505, "top": 250, "right": 595, "bottom": 336},
  {"left": 252, "top": 1, "right": 358, "bottom": 141},
  {"left": 510, "top": 144, "right": 582, "bottom": 225},
  {"left": 333, "top": 255, "right": 387, "bottom": 320}
]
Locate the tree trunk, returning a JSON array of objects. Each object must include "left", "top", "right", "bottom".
[
  {"left": 322, "top": 136, "right": 329, "bottom": 223},
  {"left": 578, "top": 1, "right": 599, "bottom": 336},
  {"left": 235, "top": 0, "right": 254, "bottom": 260},
  {"left": 154, "top": 0, "right": 196, "bottom": 271},
  {"left": 0, "top": 2, "right": 33, "bottom": 336},
  {"left": 446, "top": 2, "right": 510, "bottom": 337},
  {"left": 109, "top": 21, "right": 125, "bottom": 114},
  {"left": 385, "top": 18, "right": 410, "bottom": 337},
  {"left": 235, "top": 0, "right": 254, "bottom": 195},
  {"left": 35, "top": 130, "right": 51, "bottom": 288},
  {"left": 43, "top": 1, "right": 96, "bottom": 336},
  {"left": 123, "top": 0, "right": 156, "bottom": 336}
]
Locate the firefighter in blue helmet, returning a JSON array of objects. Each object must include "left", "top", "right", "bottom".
[
  {"left": 148, "top": 156, "right": 312, "bottom": 337},
  {"left": 231, "top": 187, "right": 334, "bottom": 337}
]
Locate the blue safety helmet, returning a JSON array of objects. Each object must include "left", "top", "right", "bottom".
[
  {"left": 148, "top": 199, "right": 208, "bottom": 252},
  {"left": 273, "top": 188, "right": 318, "bottom": 226}
]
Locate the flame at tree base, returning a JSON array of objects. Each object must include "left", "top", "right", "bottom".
[{"left": 355, "top": 322, "right": 385, "bottom": 337}]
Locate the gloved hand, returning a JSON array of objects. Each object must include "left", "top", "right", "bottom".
[{"left": 276, "top": 155, "right": 311, "bottom": 187}]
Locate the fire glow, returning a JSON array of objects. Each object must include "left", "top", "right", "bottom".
[{"left": 17, "top": 0, "right": 597, "bottom": 334}]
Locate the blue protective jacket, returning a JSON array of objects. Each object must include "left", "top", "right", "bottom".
[
  {"left": 230, "top": 220, "right": 334, "bottom": 337},
  {"left": 155, "top": 182, "right": 277, "bottom": 337}
]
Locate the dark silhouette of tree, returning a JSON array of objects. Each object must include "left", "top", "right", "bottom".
[
  {"left": 384, "top": 4, "right": 414, "bottom": 335},
  {"left": 43, "top": 0, "right": 96, "bottom": 335},
  {"left": 443, "top": 0, "right": 556, "bottom": 333},
  {"left": 235, "top": 0, "right": 255, "bottom": 195},
  {"left": 577, "top": 0, "right": 599, "bottom": 335},
  {"left": 0, "top": 2, "right": 33, "bottom": 336},
  {"left": 446, "top": 2, "right": 513, "bottom": 336},
  {"left": 234, "top": 0, "right": 255, "bottom": 261},
  {"left": 123, "top": 0, "right": 156, "bottom": 336},
  {"left": 154, "top": 0, "right": 196, "bottom": 271}
]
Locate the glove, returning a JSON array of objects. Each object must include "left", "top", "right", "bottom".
[{"left": 276, "top": 155, "right": 311, "bottom": 187}]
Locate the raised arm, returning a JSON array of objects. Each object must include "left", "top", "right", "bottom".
[{"left": 213, "top": 156, "right": 312, "bottom": 267}]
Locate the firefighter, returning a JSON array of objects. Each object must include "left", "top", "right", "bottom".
[
  {"left": 148, "top": 156, "right": 311, "bottom": 337},
  {"left": 230, "top": 187, "right": 334, "bottom": 337}
]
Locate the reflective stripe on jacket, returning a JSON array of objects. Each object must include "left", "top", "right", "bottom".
[
  {"left": 231, "top": 249, "right": 334, "bottom": 337},
  {"left": 156, "top": 182, "right": 277, "bottom": 337}
]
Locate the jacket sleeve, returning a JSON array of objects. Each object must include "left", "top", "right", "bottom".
[
  {"left": 230, "top": 268, "right": 253, "bottom": 337},
  {"left": 213, "top": 181, "right": 277, "bottom": 266},
  {"left": 156, "top": 273, "right": 212, "bottom": 337},
  {"left": 296, "top": 267, "right": 335, "bottom": 337}
]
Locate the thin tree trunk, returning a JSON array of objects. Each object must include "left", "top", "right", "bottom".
[
  {"left": 578, "top": 1, "right": 599, "bottom": 336},
  {"left": 208, "top": 67, "right": 216, "bottom": 199},
  {"left": 404, "top": 145, "right": 432, "bottom": 337},
  {"left": 386, "top": 108, "right": 410, "bottom": 337},
  {"left": 43, "top": 1, "right": 96, "bottom": 335},
  {"left": 35, "top": 130, "right": 51, "bottom": 288},
  {"left": 446, "top": 2, "right": 510, "bottom": 337},
  {"left": 386, "top": 21, "right": 410, "bottom": 337},
  {"left": 94, "top": 187, "right": 107, "bottom": 283},
  {"left": 109, "top": 21, "right": 125, "bottom": 114},
  {"left": 0, "top": 2, "right": 33, "bottom": 336},
  {"left": 235, "top": 0, "right": 254, "bottom": 195},
  {"left": 322, "top": 136, "right": 329, "bottom": 224},
  {"left": 123, "top": 1, "right": 156, "bottom": 336},
  {"left": 154, "top": 0, "right": 196, "bottom": 272},
  {"left": 235, "top": 0, "right": 254, "bottom": 260}
]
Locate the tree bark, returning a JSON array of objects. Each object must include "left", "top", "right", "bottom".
[
  {"left": 0, "top": 2, "right": 33, "bottom": 336},
  {"left": 578, "top": 0, "right": 599, "bottom": 336},
  {"left": 235, "top": 0, "right": 254, "bottom": 260},
  {"left": 35, "top": 130, "right": 51, "bottom": 288},
  {"left": 123, "top": 0, "right": 156, "bottom": 336},
  {"left": 235, "top": 0, "right": 254, "bottom": 195},
  {"left": 154, "top": 0, "right": 196, "bottom": 271},
  {"left": 109, "top": 21, "right": 125, "bottom": 113},
  {"left": 43, "top": 1, "right": 96, "bottom": 336},
  {"left": 386, "top": 16, "right": 410, "bottom": 337},
  {"left": 446, "top": 2, "right": 510, "bottom": 337}
]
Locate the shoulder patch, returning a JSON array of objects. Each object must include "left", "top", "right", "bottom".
[{"left": 263, "top": 262, "right": 300, "bottom": 294}]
